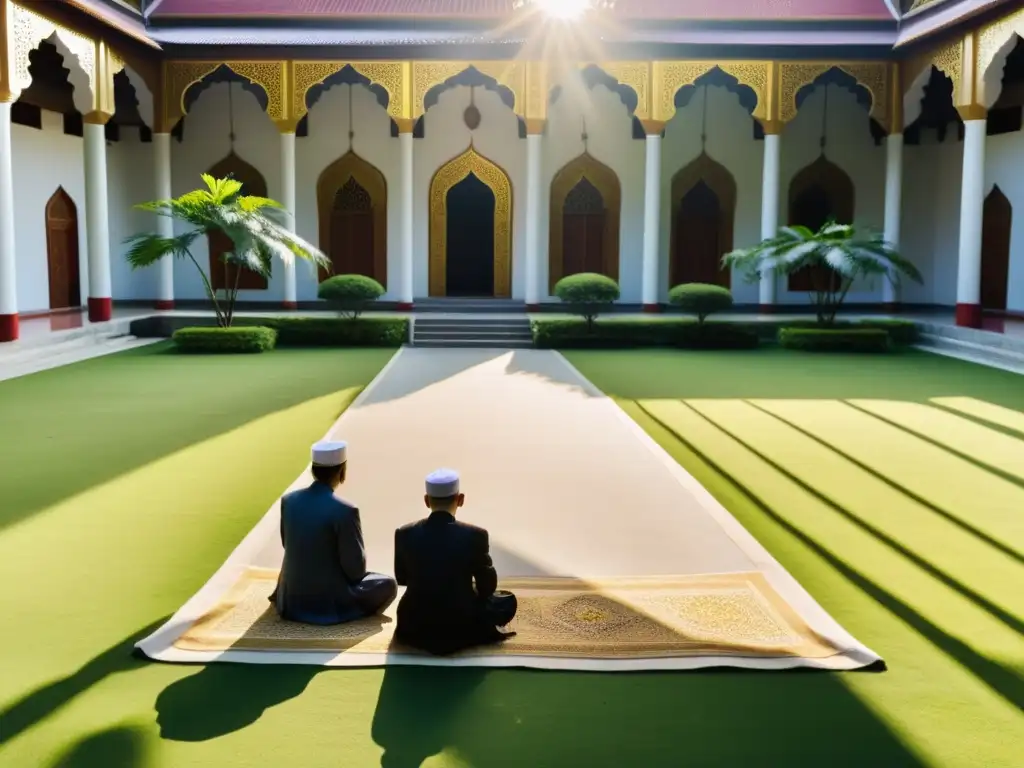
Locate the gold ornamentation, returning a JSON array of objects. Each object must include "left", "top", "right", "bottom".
[
  {"left": 292, "top": 61, "right": 407, "bottom": 122},
  {"left": 525, "top": 60, "right": 549, "bottom": 120},
  {"left": 836, "top": 62, "right": 889, "bottom": 131},
  {"left": 175, "top": 568, "right": 844, "bottom": 660},
  {"left": 779, "top": 62, "right": 832, "bottom": 124},
  {"left": 931, "top": 38, "right": 963, "bottom": 104},
  {"left": 317, "top": 151, "right": 388, "bottom": 287},
  {"left": 164, "top": 60, "right": 285, "bottom": 127},
  {"left": 977, "top": 7, "right": 1024, "bottom": 100},
  {"left": 778, "top": 61, "right": 889, "bottom": 128},
  {"left": 595, "top": 61, "right": 650, "bottom": 118},
  {"left": 10, "top": 2, "right": 96, "bottom": 100},
  {"left": 227, "top": 62, "right": 284, "bottom": 120},
  {"left": 413, "top": 61, "right": 525, "bottom": 118},
  {"left": 429, "top": 147, "right": 512, "bottom": 298},
  {"left": 548, "top": 152, "right": 621, "bottom": 292},
  {"left": 653, "top": 61, "right": 770, "bottom": 124}
]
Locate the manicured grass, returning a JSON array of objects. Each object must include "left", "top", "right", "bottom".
[
  {"left": 3, "top": 344, "right": 1022, "bottom": 767},
  {"left": 565, "top": 348, "right": 1024, "bottom": 768}
]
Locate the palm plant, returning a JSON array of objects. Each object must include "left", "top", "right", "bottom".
[
  {"left": 125, "top": 174, "right": 329, "bottom": 327},
  {"left": 723, "top": 221, "right": 922, "bottom": 325}
]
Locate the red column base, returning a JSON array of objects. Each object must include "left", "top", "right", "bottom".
[
  {"left": 642, "top": 303, "right": 661, "bottom": 313},
  {"left": 155, "top": 300, "right": 175, "bottom": 310},
  {"left": 88, "top": 297, "right": 112, "bottom": 322},
  {"left": 525, "top": 303, "right": 540, "bottom": 312},
  {"left": 955, "top": 303, "right": 983, "bottom": 328},
  {"left": 282, "top": 301, "right": 298, "bottom": 310},
  {"left": 0, "top": 313, "right": 18, "bottom": 342},
  {"left": 758, "top": 304, "right": 776, "bottom": 314},
  {"left": 397, "top": 302, "right": 414, "bottom": 311}
]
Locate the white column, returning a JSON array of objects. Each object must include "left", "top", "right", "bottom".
[
  {"left": 153, "top": 133, "right": 175, "bottom": 309},
  {"left": 759, "top": 131, "right": 782, "bottom": 308},
  {"left": 84, "top": 117, "right": 113, "bottom": 322},
  {"left": 280, "top": 131, "right": 298, "bottom": 308},
  {"left": 398, "top": 128, "right": 414, "bottom": 308},
  {"left": 524, "top": 127, "right": 543, "bottom": 307},
  {"left": 956, "top": 117, "right": 987, "bottom": 328},
  {"left": 882, "top": 132, "right": 904, "bottom": 307},
  {"left": 0, "top": 102, "right": 18, "bottom": 341},
  {"left": 640, "top": 125, "right": 663, "bottom": 310}
]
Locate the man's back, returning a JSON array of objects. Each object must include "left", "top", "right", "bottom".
[
  {"left": 394, "top": 511, "right": 499, "bottom": 653},
  {"left": 274, "top": 482, "right": 368, "bottom": 624}
]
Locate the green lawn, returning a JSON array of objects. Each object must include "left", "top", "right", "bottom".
[{"left": 1, "top": 345, "right": 1021, "bottom": 767}]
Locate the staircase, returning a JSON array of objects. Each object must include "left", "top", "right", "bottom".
[
  {"left": 0, "top": 325, "right": 151, "bottom": 382},
  {"left": 412, "top": 298, "right": 527, "bottom": 314},
  {"left": 916, "top": 332, "right": 1024, "bottom": 374},
  {"left": 412, "top": 316, "right": 534, "bottom": 349}
]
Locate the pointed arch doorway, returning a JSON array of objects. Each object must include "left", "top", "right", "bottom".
[
  {"left": 787, "top": 156, "right": 854, "bottom": 293},
  {"left": 206, "top": 152, "right": 269, "bottom": 291},
  {"left": 549, "top": 153, "right": 621, "bottom": 291},
  {"left": 670, "top": 153, "right": 736, "bottom": 288},
  {"left": 981, "top": 186, "right": 1012, "bottom": 312},
  {"left": 429, "top": 147, "right": 512, "bottom": 298},
  {"left": 45, "top": 187, "right": 81, "bottom": 310},
  {"left": 317, "top": 151, "right": 387, "bottom": 285}
]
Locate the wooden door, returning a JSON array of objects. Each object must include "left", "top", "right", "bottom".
[
  {"left": 674, "top": 180, "right": 728, "bottom": 286},
  {"left": 45, "top": 188, "right": 80, "bottom": 310},
  {"left": 789, "top": 184, "right": 840, "bottom": 292},
  {"left": 323, "top": 177, "right": 375, "bottom": 280},
  {"left": 562, "top": 178, "right": 606, "bottom": 277},
  {"left": 981, "top": 186, "right": 1012, "bottom": 311},
  {"left": 206, "top": 153, "right": 269, "bottom": 291}
]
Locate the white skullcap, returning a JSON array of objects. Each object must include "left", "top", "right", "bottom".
[
  {"left": 425, "top": 468, "right": 460, "bottom": 497},
  {"left": 311, "top": 440, "right": 347, "bottom": 466}
]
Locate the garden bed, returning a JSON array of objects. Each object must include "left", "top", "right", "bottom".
[{"left": 133, "top": 315, "right": 408, "bottom": 347}]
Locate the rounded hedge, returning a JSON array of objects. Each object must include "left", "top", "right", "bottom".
[
  {"left": 553, "top": 273, "right": 620, "bottom": 305},
  {"left": 318, "top": 274, "right": 385, "bottom": 303},
  {"left": 668, "top": 283, "right": 734, "bottom": 321}
]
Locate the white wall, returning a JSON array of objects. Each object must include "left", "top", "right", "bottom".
[
  {"left": 108, "top": 126, "right": 159, "bottom": 302},
  {"left": 11, "top": 111, "right": 88, "bottom": 315},
  {"left": 984, "top": 128, "right": 1024, "bottom": 312}
]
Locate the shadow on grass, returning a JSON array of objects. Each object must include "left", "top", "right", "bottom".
[
  {"left": 46, "top": 724, "right": 151, "bottom": 768},
  {"left": 0, "top": 617, "right": 168, "bottom": 747},
  {"left": 0, "top": 346, "right": 395, "bottom": 532},
  {"left": 643, "top": 407, "right": 1024, "bottom": 713},
  {"left": 562, "top": 348, "right": 1024, "bottom": 408}
]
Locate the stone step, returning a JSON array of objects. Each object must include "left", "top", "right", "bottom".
[
  {"left": 917, "top": 333, "right": 1024, "bottom": 373},
  {"left": 0, "top": 329, "right": 135, "bottom": 367},
  {"left": 414, "top": 322, "right": 532, "bottom": 332},
  {"left": 0, "top": 335, "right": 154, "bottom": 382},
  {"left": 914, "top": 321, "right": 1024, "bottom": 355},
  {"left": 413, "top": 339, "right": 535, "bottom": 349},
  {"left": 412, "top": 299, "right": 527, "bottom": 314}
]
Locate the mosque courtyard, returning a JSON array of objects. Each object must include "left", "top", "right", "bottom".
[{"left": 0, "top": 342, "right": 1021, "bottom": 767}]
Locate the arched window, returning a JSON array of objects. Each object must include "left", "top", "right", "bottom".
[
  {"left": 317, "top": 151, "right": 388, "bottom": 284},
  {"left": 670, "top": 153, "right": 736, "bottom": 288}
]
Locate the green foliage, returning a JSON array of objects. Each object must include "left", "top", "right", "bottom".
[
  {"left": 779, "top": 318, "right": 918, "bottom": 346},
  {"left": 723, "top": 222, "right": 923, "bottom": 325},
  {"left": 172, "top": 326, "right": 277, "bottom": 354},
  {"left": 317, "top": 275, "right": 386, "bottom": 319},
  {"left": 240, "top": 317, "right": 408, "bottom": 347},
  {"left": 668, "top": 283, "right": 734, "bottom": 324},
  {"left": 778, "top": 327, "right": 891, "bottom": 353},
  {"left": 553, "top": 273, "right": 621, "bottom": 330},
  {"left": 532, "top": 318, "right": 759, "bottom": 350},
  {"left": 125, "top": 174, "right": 329, "bottom": 328}
]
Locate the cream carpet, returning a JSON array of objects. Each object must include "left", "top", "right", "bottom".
[{"left": 137, "top": 347, "right": 880, "bottom": 670}]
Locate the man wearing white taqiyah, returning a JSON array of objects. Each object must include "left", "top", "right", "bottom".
[
  {"left": 270, "top": 441, "right": 397, "bottom": 625},
  {"left": 393, "top": 468, "right": 517, "bottom": 655}
]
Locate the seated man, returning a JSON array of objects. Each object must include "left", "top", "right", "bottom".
[
  {"left": 394, "top": 469, "right": 517, "bottom": 655},
  {"left": 270, "top": 440, "right": 397, "bottom": 625}
]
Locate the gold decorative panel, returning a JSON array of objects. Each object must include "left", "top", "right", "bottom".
[
  {"left": 292, "top": 61, "right": 407, "bottom": 123},
  {"left": 413, "top": 61, "right": 525, "bottom": 118},
  {"left": 10, "top": 2, "right": 96, "bottom": 106},
  {"left": 778, "top": 61, "right": 889, "bottom": 128},
  {"left": 591, "top": 61, "right": 651, "bottom": 119},
  {"left": 428, "top": 147, "right": 513, "bottom": 298},
  {"left": 164, "top": 60, "right": 285, "bottom": 129},
  {"left": 977, "top": 7, "right": 1024, "bottom": 100},
  {"left": 525, "top": 60, "right": 549, "bottom": 120},
  {"left": 653, "top": 61, "right": 770, "bottom": 124},
  {"left": 931, "top": 38, "right": 964, "bottom": 105}
]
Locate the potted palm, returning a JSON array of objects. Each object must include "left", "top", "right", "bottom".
[{"left": 125, "top": 174, "right": 329, "bottom": 328}]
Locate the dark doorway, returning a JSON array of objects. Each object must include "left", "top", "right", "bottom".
[
  {"left": 674, "top": 180, "right": 728, "bottom": 286},
  {"left": 789, "top": 183, "right": 840, "bottom": 292},
  {"left": 562, "top": 177, "right": 606, "bottom": 277},
  {"left": 324, "top": 177, "right": 375, "bottom": 280},
  {"left": 45, "top": 187, "right": 81, "bottom": 310},
  {"left": 981, "top": 186, "right": 1012, "bottom": 311},
  {"left": 206, "top": 153, "right": 269, "bottom": 291},
  {"left": 446, "top": 173, "right": 495, "bottom": 296}
]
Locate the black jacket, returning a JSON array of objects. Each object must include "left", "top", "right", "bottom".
[{"left": 394, "top": 511, "right": 502, "bottom": 654}]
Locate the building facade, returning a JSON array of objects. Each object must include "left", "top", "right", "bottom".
[{"left": 0, "top": 0, "right": 1022, "bottom": 342}]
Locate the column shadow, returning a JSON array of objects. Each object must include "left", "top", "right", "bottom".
[{"left": 46, "top": 724, "right": 151, "bottom": 768}]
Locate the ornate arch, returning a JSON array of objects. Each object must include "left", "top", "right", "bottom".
[
  {"left": 788, "top": 156, "right": 855, "bottom": 292},
  {"left": 779, "top": 62, "right": 890, "bottom": 132},
  {"left": 206, "top": 152, "right": 269, "bottom": 291},
  {"left": 317, "top": 151, "right": 387, "bottom": 285},
  {"left": 654, "top": 62, "right": 768, "bottom": 125},
  {"left": 294, "top": 62, "right": 404, "bottom": 126},
  {"left": 979, "top": 9, "right": 1024, "bottom": 107},
  {"left": 414, "top": 62, "right": 525, "bottom": 119},
  {"left": 165, "top": 61, "right": 282, "bottom": 132},
  {"left": 9, "top": 4, "right": 97, "bottom": 113},
  {"left": 669, "top": 152, "right": 736, "bottom": 289},
  {"left": 549, "top": 152, "right": 621, "bottom": 291},
  {"left": 429, "top": 147, "right": 513, "bottom": 298}
]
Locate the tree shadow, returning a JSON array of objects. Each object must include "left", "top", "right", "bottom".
[
  {"left": 0, "top": 346, "right": 395, "bottom": 531},
  {"left": 0, "top": 616, "right": 168, "bottom": 746},
  {"left": 46, "top": 724, "right": 151, "bottom": 768},
  {"left": 154, "top": 663, "right": 319, "bottom": 742}
]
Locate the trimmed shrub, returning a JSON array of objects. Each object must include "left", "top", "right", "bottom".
[
  {"left": 776, "top": 318, "right": 918, "bottom": 346},
  {"left": 172, "top": 326, "right": 277, "bottom": 354},
  {"left": 553, "top": 273, "right": 620, "bottom": 330},
  {"left": 675, "top": 322, "right": 759, "bottom": 350},
  {"left": 242, "top": 316, "right": 407, "bottom": 347},
  {"left": 318, "top": 274, "right": 386, "bottom": 319},
  {"left": 778, "top": 327, "right": 890, "bottom": 353},
  {"left": 668, "top": 283, "right": 734, "bottom": 324},
  {"left": 532, "top": 318, "right": 760, "bottom": 350}
]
